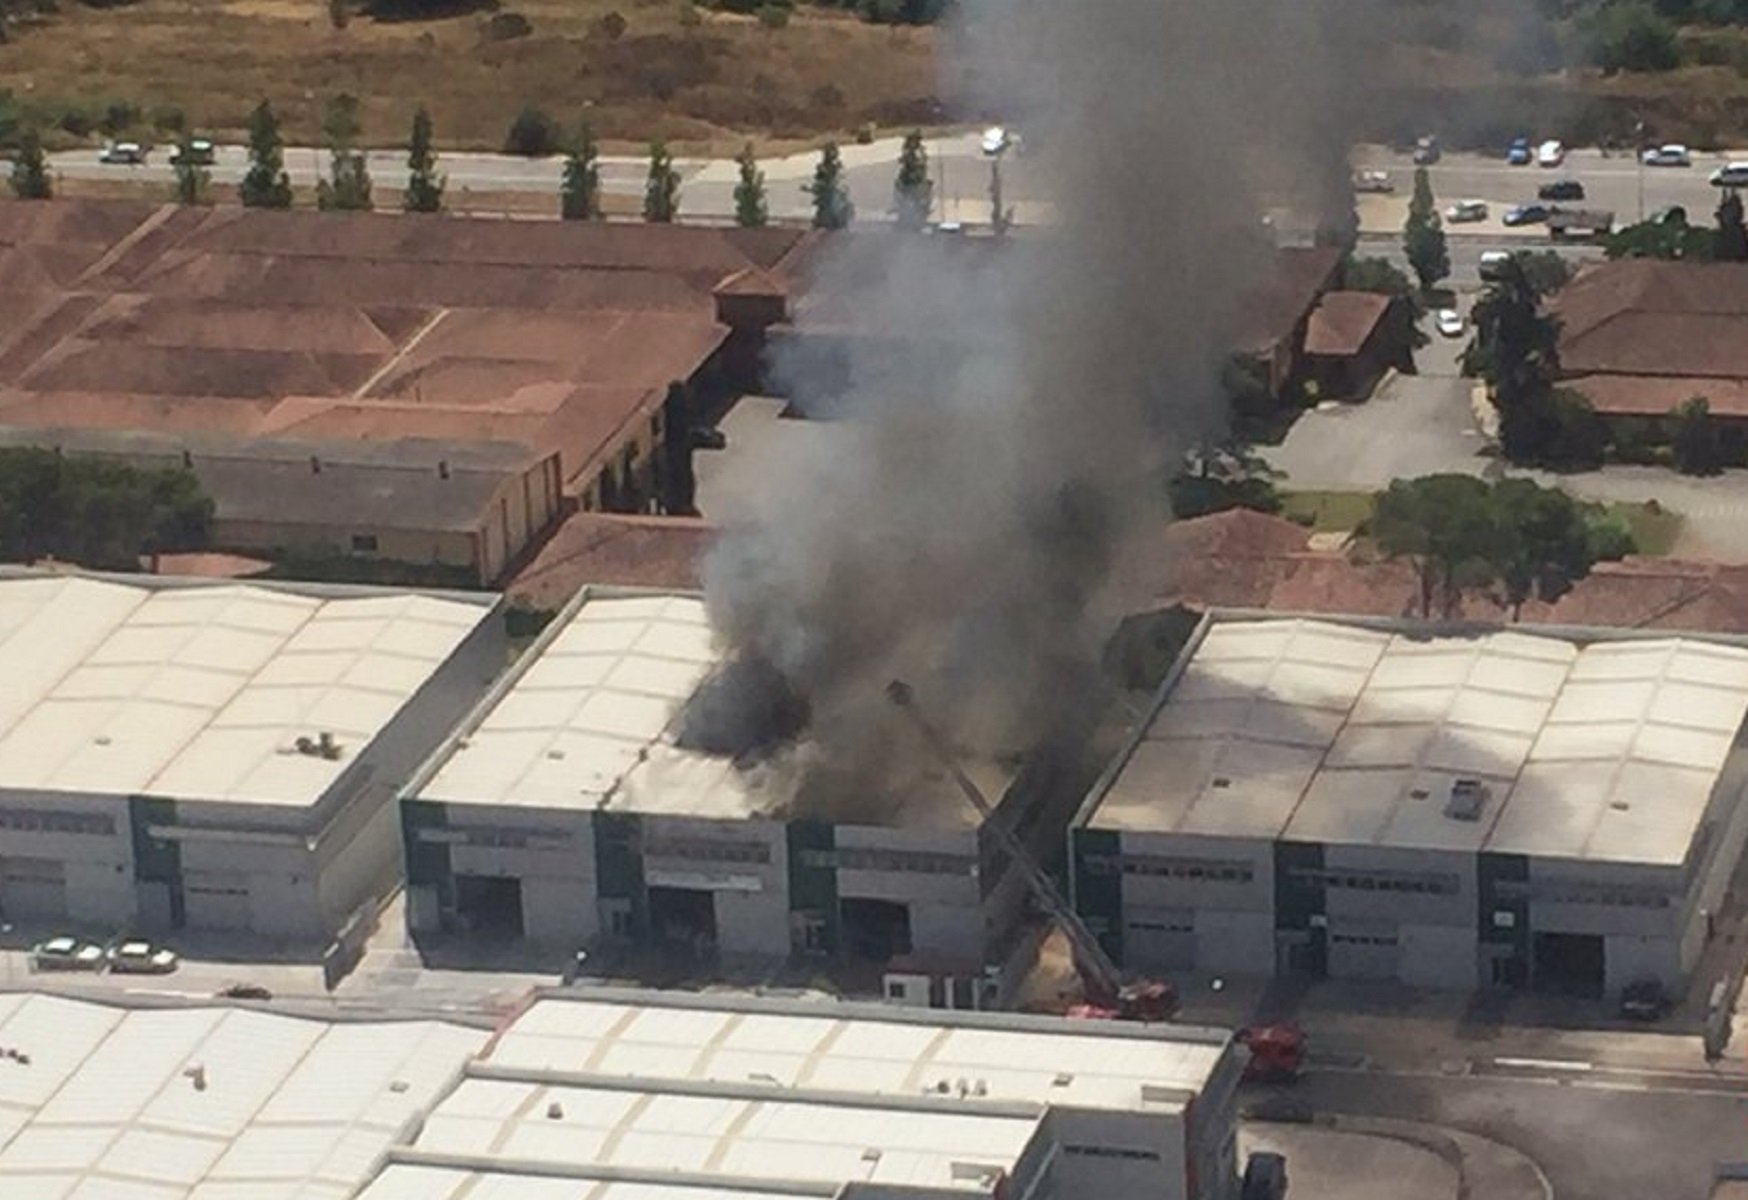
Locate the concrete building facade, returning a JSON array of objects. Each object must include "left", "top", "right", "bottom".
[
  {"left": 1073, "top": 614, "right": 1748, "bottom": 999},
  {"left": 0, "top": 571, "right": 505, "bottom": 942},
  {"left": 402, "top": 588, "right": 1045, "bottom": 980}
]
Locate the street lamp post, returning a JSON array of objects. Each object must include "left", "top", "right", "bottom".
[
  {"left": 981, "top": 126, "right": 1011, "bottom": 235},
  {"left": 1635, "top": 119, "right": 1647, "bottom": 223}
]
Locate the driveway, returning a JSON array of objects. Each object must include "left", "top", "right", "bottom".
[{"left": 1265, "top": 369, "right": 1488, "bottom": 492}]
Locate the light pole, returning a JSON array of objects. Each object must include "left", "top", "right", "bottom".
[
  {"left": 981, "top": 126, "right": 1012, "bottom": 236},
  {"left": 1635, "top": 118, "right": 1647, "bottom": 223}
]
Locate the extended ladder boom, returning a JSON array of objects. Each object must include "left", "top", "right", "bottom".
[{"left": 885, "top": 680, "right": 1124, "bottom": 998}]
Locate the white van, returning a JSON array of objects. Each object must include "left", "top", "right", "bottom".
[
  {"left": 1479, "top": 250, "right": 1513, "bottom": 282},
  {"left": 1711, "top": 162, "right": 1748, "bottom": 187}
]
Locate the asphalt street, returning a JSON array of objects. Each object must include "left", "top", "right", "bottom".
[{"left": 45, "top": 132, "right": 1048, "bottom": 224}]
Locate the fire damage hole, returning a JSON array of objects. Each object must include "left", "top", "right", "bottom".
[
  {"left": 676, "top": 655, "right": 809, "bottom": 761},
  {"left": 841, "top": 897, "right": 913, "bottom": 963},
  {"left": 453, "top": 875, "right": 523, "bottom": 937},
  {"left": 649, "top": 886, "right": 718, "bottom": 956}
]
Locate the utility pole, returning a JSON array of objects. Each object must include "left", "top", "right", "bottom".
[{"left": 1635, "top": 118, "right": 1647, "bottom": 223}]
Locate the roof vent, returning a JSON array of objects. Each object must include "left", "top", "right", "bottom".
[
  {"left": 1444, "top": 778, "right": 1487, "bottom": 822},
  {"left": 1410, "top": 788, "right": 1430, "bottom": 800},
  {"left": 388, "top": 1080, "right": 409, "bottom": 1094},
  {"left": 861, "top": 1148, "right": 883, "bottom": 1163},
  {"left": 547, "top": 1101, "right": 564, "bottom": 1120},
  {"left": 1610, "top": 800, "right": 1630, "bottom": 812},
  {"left": 972, "top": 1079, "right": 988, "bottom": 1097},
  {"left": 184, "top": 1064, "right": 207, "bottom": 1091},
  {"left": 1211, "top": 777, "right": 1232, "bottom": 789},
  {"left": 94, "top": 735, "right": 111, "bottom": 747},
  {"left": 317, "top": 731, "right": 341, "bottom": 761},
  {"left": 1051, "top": 1072, "right": 1073, "bottom": 1087},
  {"left": 546, "top": 749, "right": 566, "bottom": 761}
]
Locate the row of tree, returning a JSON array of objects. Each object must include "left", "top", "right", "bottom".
[
  {"left": 0, "top": 448, "right": 213, "bottom": 571},
  {"left": 10, "top": 101, "right": 942, "bottom": 232}
]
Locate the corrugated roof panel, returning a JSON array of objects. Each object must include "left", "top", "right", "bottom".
[
  {"left": 97, "top": 1129, "right": 226, "bottom": 1187},
  {"left": 0, "top": 1124, "right": 117, "bottom": 1171},
  {"left": 141, "top": 1012, "right": 325, "bottom": 1140},
  {"left": 66, "top": 1177, "right": 185, "bottom": 1200},
  {"left": 38, "top": 1008, "right": 222, "bottom": 1127},
  {"left": 0, "top": 996, "right": 125, "bottom": 1108}
]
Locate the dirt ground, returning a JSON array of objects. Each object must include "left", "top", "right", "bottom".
[{"left": 0, "top": 0, "right": 945, "bottom": 154}]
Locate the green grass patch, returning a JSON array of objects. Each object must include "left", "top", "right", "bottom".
[
  {"left": 1280, "top": 489, "right": 1377, "bottom": 533},
  {"left": 1609, "top": 501, "right": 1683, "bottom": 557}
]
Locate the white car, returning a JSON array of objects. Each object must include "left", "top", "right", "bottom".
[
  {"left": 1353, "top": 169, "right": 1392, "bottom": 194},
  {"left": 1712, "top": 162, "right": 1748, "bottom": 187},
  {"left": 1435, "top": 308, "right": 1465, "bottom": 338},
  {"left": 1445, "top": 199, "right": 1489, "bottom": 223},
  {"left": 31, "top": 936, "right": 104, "bottom": 971},
  {"left": 1537, "top": 139, "right": 1566, "bottom": 167},
  {"left": 106, "top": 939, "right": 179, "bottom": 975},
  {"left": 1642, "top": 143, "right": 1691, "bottom": 167},
  {"left": 1479, "top": 250, "right": 1514, "bottom": 281},
  {"left": 98, "top": 141, "right": 146, "bottom": 165}
]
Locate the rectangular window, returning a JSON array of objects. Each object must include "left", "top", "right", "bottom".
[{"left": 350, "top": 534, "right": 379, "bottom": 554}]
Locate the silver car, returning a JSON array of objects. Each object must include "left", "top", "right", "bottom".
[
  {"left": 106, "top": 939, "right": 179, "bottom": 974},
  {"left": 31, "top": 935, "right": 104, "bottom": 971},
  {"left": 98, "top": 141, "right": 147, "bottom": 165}
]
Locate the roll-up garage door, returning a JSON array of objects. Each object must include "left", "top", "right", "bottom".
[
  {"left": 1124, "top": 907, "right": 1197, "bottom": 971},
  {"left": 183, "top": 871, "right": 252, "bottom": 930},
  {"left": 0, "top": 857, "right": 68, "bottom": 921}
]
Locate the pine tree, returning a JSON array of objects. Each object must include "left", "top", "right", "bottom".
[
  {"left": 1717, "top": 190, "right": 1748, "bottom": 262},
  {"left": 315, "top": 93, "right": 372, "bottom": 212},
  {"left": 806, "top": 141, "right": 853, "bottom": 230},
  {"left": 239, "top": 100, "right": 293, "bottom": 209},
  {"left": 893, "top": 129, "right": 932, "bottom": 231},
  {"left": 8, "top": 127, "right": 50, "bottom": 200},
  {"left": 733, "top": 143, "right": 767, "bottom": 228},
  {"left": 560, "top": 125, "right": 601, "bottom": 220},
  {"left": 171, "top": 135, "right": 210, "bottom": 206},
  {"left": 644, "top": 141, "right": 680, "bottom": 223},
  {"left": 1403, "top": 166, "right": 1449, "bottom": 291},
  {"left": 403, "top": 105, "right": 444, "bottom": 214}
]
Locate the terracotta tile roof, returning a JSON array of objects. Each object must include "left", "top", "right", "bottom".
[
  {"left": 1304, "top": 290, "right": 1392, "bottom": 357},
  {"left": 1524, "top": 557, "right": 1748, "bottom": 633},
  {"left": 1552, "top": 260, "right": 1748, "bottom": 380},
  {"left": 1237, "top": 245, "right": 1343, "bottom": 354},
  {"left": 1567, "top": 374, "right": 1748, "bottom": 419},
  {"left": 142, "top": 551, "right": 274, "bottom": 579},
  {"left": 715, "top": 266, "right": 790, "bottom": 298},
  {"left": 508, "top": 513, "right": 714, "bottom": 610}
]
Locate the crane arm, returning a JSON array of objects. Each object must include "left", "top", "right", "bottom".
[{"left": 884, "top": 680, "right": 1124, "bottom": 997}]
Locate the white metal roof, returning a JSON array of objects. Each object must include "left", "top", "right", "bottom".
[
  {"left": 357, "top": 1164, "right": 801, "bottom": 1200},
  {"left": 0, "top": 577, "right": 488, "bottom": 806},
  {"left": 484, "top": 992, "right": 1223, "bottom": 1112},
  {"left": 1093, "top": 618, "right": 1748, "bottom": 864},
  {"left": 0, "top": 992, "right": 486, "bottom": 1200}
]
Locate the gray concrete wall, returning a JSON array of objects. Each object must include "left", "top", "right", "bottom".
[
  {"left": 439, "top": 804, "right": 597, "bottom": 944},
  {"left": 641, "top": 814, "right": 789, "bottom": 961},
  {"left": 1114, "top": 830, "right": 1275, "bottom": 977},
  {"left": 1041, "top": 1107, "right": 1193, "bottom": 1200},
  {"left": 0, "top": 789, "right": 136, "bottom": 928}
]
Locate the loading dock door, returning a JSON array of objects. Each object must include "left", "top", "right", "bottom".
[
  {"left": 1533, "top": 931, "right": 1605, "bottom": 998},
  {"left": 1328, "top": 927, "right": 1400, "bottom": 980},
  {"left": 182, "top": 872, "right": 252, "bottom": 931},
  {"left": 0, "top": 857, "right": 68, "bottom": 921},
  {"left": 1123, "top": 908, "right": 1196, "bottom": 971}
]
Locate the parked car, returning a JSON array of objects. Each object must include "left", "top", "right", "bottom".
[
  {"left": 170, "top": 138, "right": 215, "bottom": 166},
  {"left": 216, "top": 982, "right": 272, "bottom": 1001},
  {"left": 1479, "top": 250, "right": 1514, "bottom": 281},
  {"left": 106, "top": 939, "right": 179, "bottom": 975},
  {"left": 1619, "top": 979, "right": 1671, "bottom": 1021},
  {"left": 1642, "top": 143, "right": 1692, "bottom": 167},
  {"left": 1353, "top": 169, "right": 1392, "bottom": 194},
  {"left": 1536, "top": 139, "right": 1566, "bottom": 167},
  {"left": 31, "top": 936, "right": 105, "bottom": 971},
  {"left": 1507, "top": 136, "right": 1533, "bottom": 165},
  {"left": 1649, "top": 204, "right": 1688, "bottom": 225},
  {"left": 98, "top": 141, "right": 147, "bottom": 165},
  {"left": 1539, "top": 178, "right": 1585, "bottom": 201},
  {"left": 1445, "top": 198, "right": 1489, "bottom": 223},
  {"left": 1412, "top": 134, "right": 1441, "bottom": 165},
  {"left": 1436, "top": 308, "right": 1466, "bottom": 337},
  {"left": 1503, "top": 203, "right": 1551, "bottom": 226},
  {"left": 1712, "top": 162, "right": 1748, "bottom": 187},
  {"left": 1241, "top": 1151, "right": 1289, "bottom": 1200}
]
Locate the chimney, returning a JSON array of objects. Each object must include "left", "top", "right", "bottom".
[
  {"left": 438, "top": 460, "right": 450, "bottom": 480},
  {"left": 318, "top": 731, "right": 340, "bottom": 760},
  {"left": 309, "top": 455, "right": 322, "bottom": 475}
]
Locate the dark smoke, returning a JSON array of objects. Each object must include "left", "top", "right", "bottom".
[{"left": 698, "top": 0, "right": 1377, "bottom": 816}]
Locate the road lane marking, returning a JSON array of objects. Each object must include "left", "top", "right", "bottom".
[{"left": 1492, "top": 1056, "right": 1595, "bottom": 1072}]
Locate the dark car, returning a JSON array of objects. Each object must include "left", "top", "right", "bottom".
[
  {"left": 1412, "top": 135, "right": 1441, "bottom": 166},
  {"left": 1241, "top": 1151, "right": 1289, "bottom": 1200},
  {"left": 1503, "top": 203, "right": 1551, "bottom": 227},
  {"left": 1620, "top": 979, "right": 1670, "bottom": 1021},
  {"left": 217, "top": 982, "right": 272, "bottom": 1001},
  {"left": 1507, "top": 136, "right": 1533, "bottom": 165},
  {"left": 1539, "top": 178, "right": 1585, "bottom": 201}
]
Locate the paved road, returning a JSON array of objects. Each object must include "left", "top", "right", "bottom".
[
  {"left": 46, "top": 132, "right": 1048, "bottom": 225},
  {"left": 1354, "top": 232, "right": 1603, "bottom": 291},
  {"left": 1353, "top": 145, "right": 1737, "bottom": 230}
]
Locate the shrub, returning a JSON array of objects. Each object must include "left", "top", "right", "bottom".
[
  {"left": 756, "top": 2, "right": 786, "bottom": 27},
  {"left": 481, "top": 9, "right": 530, "bottom": 39},
  {"left": 503, "top": 104, "right": 560, "bottom": 156},
  {"left": 677, "top": 1, "right": 702, "bottom": 25},
  {"left": 592, "top": 8, "right": 626, "bottom": 38},
  {"left": 1587, "top": 1, "right": 1680, "bottom": 73}
]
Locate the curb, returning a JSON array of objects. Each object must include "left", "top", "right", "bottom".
[{"left": 1316, "top": 1114, "right": 1554, "bottom": 1200}]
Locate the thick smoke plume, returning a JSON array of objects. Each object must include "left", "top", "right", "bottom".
[{"left": 698, "top": 0, "right": 1376, "bottom": 816}]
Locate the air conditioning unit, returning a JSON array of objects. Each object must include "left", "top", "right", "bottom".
[{"left": 1445, "top": 778, "right": 1487, "bottom": 822}]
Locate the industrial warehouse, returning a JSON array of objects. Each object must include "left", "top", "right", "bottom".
[
  {"left": 401, "top": 587, "right": 1062, "bottom": 990},
  {"left": 0, "top": 571, "right": 504, "bottom": 942},
  {"left": 0, "top": 987, "right": 1241, "bottom": 1200},
  {"left": 1072, "top": 614, "right": 1748, "bottom": 998}
]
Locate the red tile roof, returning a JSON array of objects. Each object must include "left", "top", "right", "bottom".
[
  {"left": 508, "top": 513, "right": 714, "bottom": 611},
  {"left": 1304, "top": 290, "right": 1392, "bottom": 358},
  {"left": 1552, "top": 259, "right": 1748, "bottom": 381}
]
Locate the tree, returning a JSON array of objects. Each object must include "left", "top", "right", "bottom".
[
  {"left": 1718, "top": 190, "right": 1748, "bottom": 262},
  {"left": 1403, "top": 167, "right": 1449, "bottom": 291},
  {"left": 1342, "top": 256, "right": 1415, "bottom": 297},
  {"left": 806, "top": 141, "right": 854, "bottom": 230},
  {"left": 1672, "top": 397, "right": 1726, "bottom": 475},
  {"left": 0, "top": 448, "right": 212, "bottom": 571},
  {"left": 1488, "top": 478, "right": 1622, "bottom": 618},
  {"left": 240, "top": 100, "right": 293, "bottom": 209},
  {"left": 893, "top": 129, "right": 933, "bottom": 231},
  {"left": 1168, "top": 443, "right": 1283, "bottom": 519},
  {"left": 644, "top": 141, "right": 680, "bottom": 223},
  {"left": 560, "top": 125, "right": 601, "bottom": 220},
  {"left": 403, "top": 105, "right": 444, "bottom": 213},
  {"left": 733, "top": 143, "right": 768, "bottom": 228},
  {"left": 660, "top": 382, "right": 699, "bottom": 516},
  {"left": 1606, "top": 212, "right": 1716, "bottom": 260},
  {"left": 8, "top": 127, "right": 49, "bottom": 200},
  {"left": 1372, "top": 474, "right": 1499, "bottom": 618},
  {"left": 504, "top": 105, "right": 561, "bottom": 157},
  {"left": 1586, "top": 0, "right": 1680, "bottom": 73},
  {"left": 315, "top": 93, "right": 372, "bottom": 211},
  {"left": 1463, "top": 259, "right": 1566, "bottom": 464},
  {"left": 171, "top": 135, "right": 210, "bottom": 206}
]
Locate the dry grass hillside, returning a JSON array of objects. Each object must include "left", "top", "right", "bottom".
[{"left": 0, "top": 0, "right": 944, "bottom": 152}]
